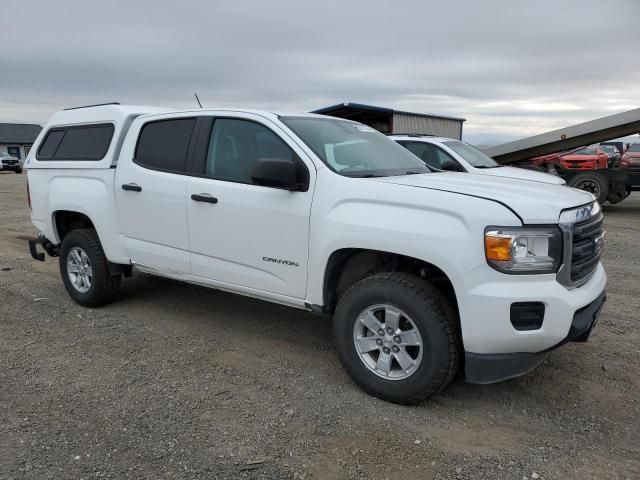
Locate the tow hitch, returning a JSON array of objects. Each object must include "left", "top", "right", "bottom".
[{"left": 28, "top": 235, "right": 59, "bottom": 261}]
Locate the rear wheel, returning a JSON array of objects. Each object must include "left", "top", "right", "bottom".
[
  {"left": 333, "top": 272, "right": 459, "bottom": 404},
  {"left": 568, "top": 172, "right": 609, "bottom": 204},
  {"left": 59, "top": 229, "right": 120, "bottom": 307}
]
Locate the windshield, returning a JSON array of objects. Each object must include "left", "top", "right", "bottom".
[
  {"left": 280, "top": 116, "right": 429, "bottom": 177},
  {"left": 572, "top": 148, "right": 595, "bottom": 155},
  {"left": 442, "top": 140, "right": 500, "bottom": 168},
  {"left": 628, "top": 144, "right": 640, "bottom": 152}
]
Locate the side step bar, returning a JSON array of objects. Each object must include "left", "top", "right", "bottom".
[{"left": 28, "top": 235, "right": 59, "bottom": 261}]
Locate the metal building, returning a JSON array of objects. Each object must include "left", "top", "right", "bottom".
[
  {"left": 311, "top": 102, "right": 466, "bottom": 139},
  {"left": 0, "top": 123, "right": 42, "bottom": 160}
]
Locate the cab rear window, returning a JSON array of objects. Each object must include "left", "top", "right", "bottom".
[
  {"left": 134, "top": 118, "right": 196, "bottom": 173},
  {"left": 36, "top": 124, "right": 114, "bottom": 160}
]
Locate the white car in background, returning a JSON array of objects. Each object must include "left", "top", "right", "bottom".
[{"left": 390, "top": 134, "right": 566, "bottom": 185}]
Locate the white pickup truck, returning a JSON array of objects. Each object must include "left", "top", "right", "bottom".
[{"left": 26, "top": 103, "right": 607, "bottom": 404}]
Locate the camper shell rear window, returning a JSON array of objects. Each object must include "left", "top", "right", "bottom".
[{"left": 36, "top": 123, "right": 114, "bottom": 161}]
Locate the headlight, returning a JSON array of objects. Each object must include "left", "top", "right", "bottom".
[{"left": 485, "top": 227, "right": 562, "bottom": 274}]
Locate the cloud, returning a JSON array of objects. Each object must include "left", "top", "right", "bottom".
[{"left": 0, "top": 0, "right": 638, "bottom": 144}]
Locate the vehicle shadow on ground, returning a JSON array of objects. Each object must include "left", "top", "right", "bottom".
[
  {"left": 112, "top": 271, "right": 335, "bottom": 350},
  {"left": 109, "top": 272, "right": 561, "bottom": 409}
]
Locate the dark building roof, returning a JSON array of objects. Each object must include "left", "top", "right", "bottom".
[
  {"left": 0, "top": 123, "right": 43, "bottom": 144},
  {"left": 311, "top": 102, "right": 466, "bottom": 122}
]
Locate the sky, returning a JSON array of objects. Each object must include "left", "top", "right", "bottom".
[{"left": 1, "top": 0, "right": 639, "bottom": 145}]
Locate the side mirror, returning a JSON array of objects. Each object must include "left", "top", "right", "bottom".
[
  {"left": 252, "top": 158, "right": 301, "bottom": 191},
  {"left": 441, "top": 160, "right": 464, "bottom": 172}
]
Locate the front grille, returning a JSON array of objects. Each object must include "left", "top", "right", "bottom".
[{"left": 570, "top": 212, "right": 604, "bottom": 284}]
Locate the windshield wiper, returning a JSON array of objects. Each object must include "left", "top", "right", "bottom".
[
  {"left": 474, "top": 165, "right": 502, "bottom": 169},
  {"left": 346, "top": 170, "right": 427, "bottom": 178},
  {"left": 347, "top": 173, "right": 384, "bottom": 178}
]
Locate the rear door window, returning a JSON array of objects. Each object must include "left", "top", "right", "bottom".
[
  {"left": 36, "top": 124, "right": 114, "bottom": 160},
  {"left": 135, "top": 118, "right": 196, "bottom": 173}
]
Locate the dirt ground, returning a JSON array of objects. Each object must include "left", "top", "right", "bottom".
[{"left": 0, "top": 171, "right": 638, "bottom": 480}]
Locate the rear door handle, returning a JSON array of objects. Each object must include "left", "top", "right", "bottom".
[
  {"left": 122, "top": 183, "right": 142, "bottom": 192},
  {"left": 191, "top": 193, "right": 218, "bottom": 204}
]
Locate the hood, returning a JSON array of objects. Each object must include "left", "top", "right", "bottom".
[
  {"left": 476, "top": 166, "right": 565, "bottom": 185},
  {"left": 373, "top": 172, "right": 594, "bottom": 224}
]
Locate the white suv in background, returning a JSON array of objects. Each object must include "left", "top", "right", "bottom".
[
  {"left": 390, "top": 134, "right": 565, "bottom": 185},
  {"left": 0, "top": 152, "right": 23, "bottom": 173}
]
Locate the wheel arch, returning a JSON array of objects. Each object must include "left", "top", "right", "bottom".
[
  {"left": 42, "top": 174, "right": 130, "bottom": 264},
  {"left": 322, "top": 248, "right": 460, "bottom": 319},
  {"left": 53, "top": 210, "right": 96, "bottom": 243}
]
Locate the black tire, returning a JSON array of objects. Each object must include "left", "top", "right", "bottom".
[
  {"left": 59, "top": 229, "right": 120, "bottom": 307},
  {"left": 568, "top": 172, "right": 609, "bottom": 204},
  {"left": 333, "top": 272, "right": 459, "bottom": 404},
  {"left": 606, "top": 193, "right": 623, "bottom": 204},
  {"left": 15, "top": 167, "right": 22, "bottom": 174}
]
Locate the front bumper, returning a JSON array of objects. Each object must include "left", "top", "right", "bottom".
[
  {"left": 1, "top": 162, "right": 21, "bottom": 171},
  {"left": 465, "top": 290, "right": 606, "bottom": 383},
  {"left": 456, "top": 262, "right": 607, "bottom": 354},
  {"left": 559, "top": 161, "right": 596, "bottom": 170}
]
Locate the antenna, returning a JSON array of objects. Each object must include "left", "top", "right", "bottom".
[{"left": 194, "top": 92, "right": 203, "bottom": 109}]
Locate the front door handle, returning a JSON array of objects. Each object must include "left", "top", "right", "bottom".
[
  {"left": 191, "top": 193, "right": 218, "bottom": 204},
  {"left": 122, "top": 183, "right": 142, "bottom": 192}
]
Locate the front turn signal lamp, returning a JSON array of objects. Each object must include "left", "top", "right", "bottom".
[
  {"left": 485, "top": 227, "right": 563, "bottom": 274},
  {"left": 485, "top": 235, "right": 513, "bottom": 261}
]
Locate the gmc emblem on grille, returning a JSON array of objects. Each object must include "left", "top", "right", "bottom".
[{"left": 593, "top": 231, "right": 606, "bottom": 256}]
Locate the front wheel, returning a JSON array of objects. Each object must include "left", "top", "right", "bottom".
[
  {"left": 333, "top": 272, "right": 460, "bottom": 404},
  {"left": 15, "top": 167, "right": 22, "bottom": 174},
  {"left": 59, "top": 229, "right": 120, "bottom": 307}
]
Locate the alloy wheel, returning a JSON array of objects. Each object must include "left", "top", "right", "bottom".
[
  {"left": 352, "top": 304, "right": 423, "bottom": 380},
  {"left": 67, "top": 246, "right": 93, "bottom": 293}
]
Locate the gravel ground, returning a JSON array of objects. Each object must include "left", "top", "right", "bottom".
[{"left": 1, "top": 171, "right": 638, "bottom": 480}]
